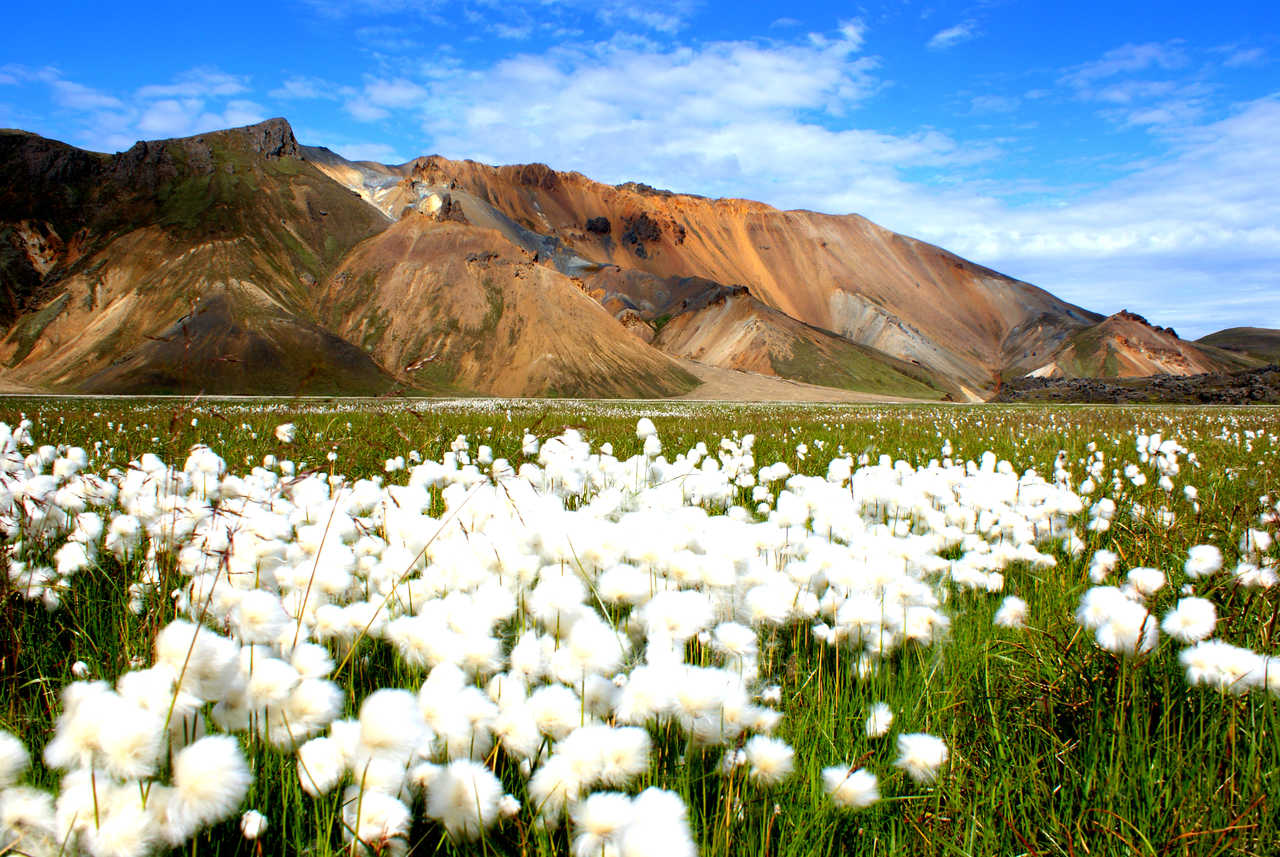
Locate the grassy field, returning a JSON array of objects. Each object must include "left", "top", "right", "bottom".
[{"left": 1, "top": 397, "right": 1278, "bottom": 857}]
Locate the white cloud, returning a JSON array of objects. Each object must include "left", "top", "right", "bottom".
[
  {"left": 927, "top": 21, "right": 977, "bottom": 51},
  {"left": 345, "top": 100, "right": 391, "bottom": 122},
  {"left": 402, "top": 27, "right": 1280, "bottom": 337},
  {"left": 920, "top": 95, "right": 1280, "bottom": 337},
  {"left": 270, "top": 76, "right": 338, "bottom": 100},
  {"left": 0, "top": 65, "right": 268, "bottom": 151},
  {"left": 1060, "top": 41, "right": 1186, "bottom": 90},
  {"left": 1222, "top": 46, "right": 1265, "bottom": 68},
  {"left": 301, "top": 0, "right": 698, "bottom": 34},
  {"left": 335, "top": 142, "right": 405, "bottom": 163},
  {"left": 136, "top": 97, "right": 267, "bottom": 138},
  {"left": 136, "top": 68, "right": 249, "bottom": 99},
  {"left": 364, "top": 78, "right": 429, "bottom": 108},
  {"left": 50, "top": 80, "right": 124, "bottom": 111},
  {"left": 1059, "top": 43, "right": 1215, "bottom": 132},
  {"left": 970, "top": 94, "right": 1019, "bottom": 114},
  {"left": 414, "top": 29, "right": 911, "bottom": 200},
  {"left": 343, "top": 77, "right": 430, "bottom": 122}
]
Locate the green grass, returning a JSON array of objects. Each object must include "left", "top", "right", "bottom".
[
  {"left": 1, "top": 400, "right": 1278, "bottom": 856},
  {"left": 4, "top": 292, "right": 69, "bottom": 366},
  {"left": 769, "top": 335, "right": 947, "bottom": 400}
]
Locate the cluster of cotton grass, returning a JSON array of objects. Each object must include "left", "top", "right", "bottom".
[
  {"left": 1073, "top": 432, "right": 1280, "bottom": 695},
  {"left": 2, "top": 412, "right": 1192, "bottom": 856}
]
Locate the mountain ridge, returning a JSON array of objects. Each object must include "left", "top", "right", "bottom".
[{"left": 0, "top": 118, "right": 1249, "bottom": 400}]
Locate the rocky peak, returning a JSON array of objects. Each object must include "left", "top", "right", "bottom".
[
  {"left": 1110, "top": 309, "right": 1179, "bottom": 340},
  {"left": 237, "top": 118, "right": 299, "bottom": 159}
]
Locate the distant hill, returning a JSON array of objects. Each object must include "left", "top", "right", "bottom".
[
  {"left": 1197, "top": 327, "right": 1280, "bottom": 364},
  {"left": 994, "top": 363, "right": 1280, "bottom": 404},
  {"left": 1015, "top": 310, "right": 1257, "bottom": 384}
]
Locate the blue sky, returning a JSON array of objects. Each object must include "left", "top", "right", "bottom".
[{"left": 2, "top": 0, "right": 1277, "bottom": 338}]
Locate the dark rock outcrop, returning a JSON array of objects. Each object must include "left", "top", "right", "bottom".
[{"left": 993, "top": 365, "right": 1280, "bottom": 404}]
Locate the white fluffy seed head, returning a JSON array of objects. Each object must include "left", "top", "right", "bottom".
[
  {"left": 570, "top": 791, "right": 634, "bottom": 857},
  {"left": 1185, "top": 544, "right": 1223, "bottom": 578},
  {"left": 744, "top": 736, "right": 794, "bottom": 786},
  {"left": 298, "top": 736, "right": 347, "bottom": 797},
  {"left": 864, "top": 702, "right": 894, "bottom": 738},
  {"left": 993, "top": 596, "right": 1028, "bottom": 629},
  {"left": 1161, "top": 597, "right": 1217, "bottom": 643},
  {"left": 823, "top": 766, "right": 880, "bottom": 809},
  {"left": 169, "top": 734, "right": 252, "bottom": 836},
  {"left": 0, "top": 730, "right": 31, "bottom": 789},
  {"left": 341, "top": 786, "right": 410, "bottom": 855},
  {"left": 240, "top": 809, "right": 268, "bottom": 840},
  {"left": 894, "top": 733, "right": 949, "bottom": 784},
  {"left": 423, "top": 759, "right": 503, "bottom": 840}
]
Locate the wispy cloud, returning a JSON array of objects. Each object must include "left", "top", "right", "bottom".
[
  {"left": 1059, "top": 41, "right": 1214, "bottom": 132},
  {"left": 343, "top": 76, "right": 430, "bottom": 122},
  {"left": 1060, "top": 41, "right": 1187, "bottom": 89},
  {"left": 928, "top": 95, "right": 1280, "bottom": 336},
  {"left": 0, "top": 65, "right": 266, "bottom": 151},
  {"left": 136, "top": 68, "right": 249, "bottom": 99},
  {"left": 970, "top": 94, "right": 1020, "bottom": 114},
  {"left": 927, "top": 21, "right": 978, "bottom": 51},
  {"left": 1222, "top": 46, "right": 1266, "bottom": 68},
  {"left": 300, "top": 0, "right": 700, "bottom": 36},
  {"left": 270, "top": 76, "right": 340, "bottom": 101}
]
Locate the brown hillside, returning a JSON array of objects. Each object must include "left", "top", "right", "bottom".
[
  {"left": 314, "top": 216, "right": 698, "bottom": 397},
  {"left": 652, "top": 288, "right": 951, "bottom": 400},
  {"left": 352, "top": 156, "right": 1101, "bottom": 393},
  {"left": 0, "top": 120, "right": 398, "bottom": 394}
]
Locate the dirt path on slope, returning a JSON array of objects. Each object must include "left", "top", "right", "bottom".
[{"left": 670, "top": 359, "right": 934, "bottom": 403}]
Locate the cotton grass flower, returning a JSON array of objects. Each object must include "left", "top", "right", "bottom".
[
  {"left": 297, "top": 735, "right": 346, "bottom": 796},
  {"left": 168, "top": 734, "right": 252, "bottom": 837},
  {"left": 865, "top": 702, "right": 894, "bottom": 738},
  {"left": 570, "top": 791, "right": 634, "bottom": 857},
  {"left": 744, "top": 735, "right": 794, "bottom": 786},
  {"left": 240, "top": 809, "right": 268, "bottom": 840},
  {"left": 0, "top": 785, "right": 58, "bottom": 853},
  {"left": 822, "top": 766, "right": 880, "bottom": 809},
  {"left": 1126, "top": 567, "right": 1166, "bottom": 598},
  {"left": 617, "top": 788, "right": 696, "bottom": 857},
  {"left": 341, "top": 786, "right": 411, "bottom": 856},
  {"left": 1179, "top": 640, "right": 1269, "bottom": 695},
  {"left": 894, "top": 733, "right": 949, "bottom": 784},
  {"left": 0, "top": 731, "right": 29, "bottom": 789},
  {"left": 993, "top": 596, "right": 1028, "bottom": 629},
  {"left": 275, "top": 423, "right": 296, "bottom": 444},
  {"left": 421, "top": 759, "right": 504, "bottom": 840},
  {"left": 1161, "top": 598, "right": 1217, "bottom": 643},
  {"left": 1184, "top": 544, "right": 1223, "bottom": 578}
]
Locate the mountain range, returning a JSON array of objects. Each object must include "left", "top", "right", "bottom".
[{"left": 0, "top": 118, "right": 1268, "bottom": 400}]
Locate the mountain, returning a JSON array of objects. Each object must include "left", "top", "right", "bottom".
[
  {"left": 0, "top": 119, "right": 396, "bottom": 394},
  {"left": 0, "top": 120, "right": 695, "bottom": 397},
  {"left": 313, "top": 217, "right": 697, "bottom": 397},
  {"left": 1197, "top": 327, "right": 1280, "bottom": 364},
  {"left": 1018, "top": 311, "right": 1259, "bottom": 382},
  {"left": 0, "top": 118, "right": 1244, "bottom": 399},
  {"left": 307, "top": 152, "right": 1109, "bottom": 399}
]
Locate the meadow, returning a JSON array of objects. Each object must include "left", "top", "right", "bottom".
[{"left": 0, "top": 397, "right": 1278, "bottom": 857}]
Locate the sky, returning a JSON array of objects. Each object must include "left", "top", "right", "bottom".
[{"left": 2, "top": 0, "right": 1277, "bottom": 339}]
